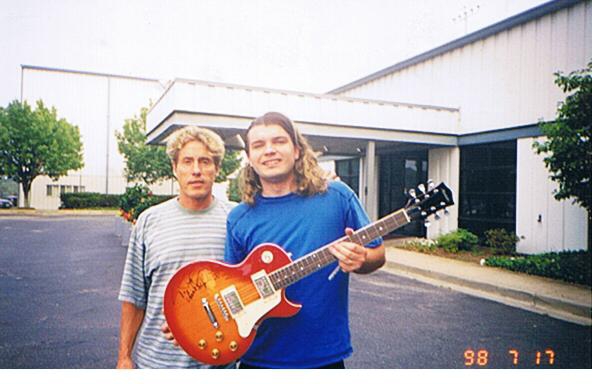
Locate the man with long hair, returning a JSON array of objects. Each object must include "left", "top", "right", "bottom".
[{"left": 225, "top": 111, "right": 386, "bottom": 368}]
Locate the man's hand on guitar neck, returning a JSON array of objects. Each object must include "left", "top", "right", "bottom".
[
  {"left": 329, "top": 227, "right": 368, "bottom": 273},
  {"left": 329, "top": 228, "right": 386, "bottom": 275}
]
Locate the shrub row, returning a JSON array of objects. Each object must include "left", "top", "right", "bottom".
[
  {"left": 60, "top": 192, "right": 120, "bottom": 209},
  {"left": 60, "top": 188, "right": 174, "bottom": 222},
  {"left": 484, "top": 250, "right": 591, "bottom": 287}
]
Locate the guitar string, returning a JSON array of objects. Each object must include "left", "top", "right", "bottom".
[{"left": 224, "top": 212, "right": 411, "bottom": 303}]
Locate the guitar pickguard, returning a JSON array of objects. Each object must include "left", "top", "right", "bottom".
[{"left": 232, "top": 290, "right": 282, "bottom": 338}]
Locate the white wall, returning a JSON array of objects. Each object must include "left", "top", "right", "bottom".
[
  {"left": 516, "top": 137, "right": 588, "bottom": 253},
  {"left": 340, "top": 1, "right": 591, "bottom": 134},
  {"left": 427, "top": 147, "right": 460, "bottom": 238},
  {"left": 20, "top": 68, "right": 167, "bottom": 208}
]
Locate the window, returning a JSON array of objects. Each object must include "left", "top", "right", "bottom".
[
  {"left": 335, "top": 158, "right": 360, "bottom": 196},
  {"left": 459, "top": 140, "right": 517, "bottom": 236}
]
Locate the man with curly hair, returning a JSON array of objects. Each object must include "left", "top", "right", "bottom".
[
  {"left": 225, "top": 111, "right": 386, "bottom": 368},
  {"left": 117, "top": 126, "right": 235, "bottom": 369}
]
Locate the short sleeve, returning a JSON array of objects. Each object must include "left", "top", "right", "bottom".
[
  {"left": 118, "top": 215, "right": 149, "bottom": 308},
  {"left": 344, "top": 192, "right": 383, "bottom": 249}
]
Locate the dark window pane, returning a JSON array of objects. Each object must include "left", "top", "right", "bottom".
[{"left": 459, "top": 140, "right": 517, "bottom": 237}]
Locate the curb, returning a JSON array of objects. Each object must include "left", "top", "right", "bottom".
[
  {"left": 0, "top": 210, "right": 118, "bottom": 217},
  {"left": 383, "top": 260, "right": 592, "bottom": 327}
]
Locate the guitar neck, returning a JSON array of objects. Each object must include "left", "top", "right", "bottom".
[{"left": 268, "top": 208, "right": 410, "bottom": 290}]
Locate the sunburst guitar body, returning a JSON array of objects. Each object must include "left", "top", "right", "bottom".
[{"left": 164, "top": 244, "right": 301, "bottom": 365}]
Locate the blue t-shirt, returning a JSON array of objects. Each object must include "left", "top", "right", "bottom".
[{"left": 224, "top": 181, "right": 382, "bottom": 368}]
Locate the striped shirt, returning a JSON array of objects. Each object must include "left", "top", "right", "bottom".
[{"left": 118, "top": 197, "right": 235, "bottom": 368}]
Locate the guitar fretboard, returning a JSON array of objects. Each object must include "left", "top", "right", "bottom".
[{"left": 268, "top": 208, "right": 410, "bottom": 290}]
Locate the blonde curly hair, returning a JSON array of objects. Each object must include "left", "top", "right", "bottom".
[
  {"left": 166, "top": 126, "right": 225, "bottom": 168},
  {"left": 240, "top": 112, "right": 327, "bottom": 205}
]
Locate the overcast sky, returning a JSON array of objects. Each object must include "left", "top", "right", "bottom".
[{"left": 1, "top": 0, "right": 550, "bottom": 106}]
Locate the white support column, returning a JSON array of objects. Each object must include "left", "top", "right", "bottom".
[
  {"left": 427, "top": 147, "right": 460, "bottom": 239},
  {"left": 364, "top": 141, "right": 378, "bottom": 221}
]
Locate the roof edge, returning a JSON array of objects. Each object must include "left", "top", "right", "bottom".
[
  {"left": 21, "top": 64, "right": 163, "bottom": 84},
  {"left": 328, "top": 0, "right": 581, "bottom": 94}
]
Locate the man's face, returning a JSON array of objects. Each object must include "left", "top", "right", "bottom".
[
  {"left": 173, "top": 140, "right": 218, "bottom": 204},
  {"left": 247, "top": 124, "right": 300, "bottom": 183}
]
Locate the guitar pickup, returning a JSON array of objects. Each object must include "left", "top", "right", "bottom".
[
  {"left": 251, "top": 270, "right": 275, "bottom": 299},
  {"left": 220, "top": 285, "right": 245, "bottom": 316}
]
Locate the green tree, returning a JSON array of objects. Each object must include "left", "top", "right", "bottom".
[
  {"left": 116, "top": 107, "right": 173, "bottom": 185},
  {"left": 0, "top": 100, "right": 84, "bottom": 208},
  {"left": 217, "top": 149, "right": 241, "bottom": 183},
  {"left": 533, "top": 60, "right": 592, "bottom": 248},
  {"left": 117, "top": 106, "right": 242, "bottom": 185}
]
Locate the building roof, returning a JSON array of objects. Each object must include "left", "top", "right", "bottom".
[{"left": 145, "top": 78, "right": 460, "bottom": 148}]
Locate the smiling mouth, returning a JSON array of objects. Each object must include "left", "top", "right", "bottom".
[{"left": 262, "top": 159, "right": 281, "bottom": 166}]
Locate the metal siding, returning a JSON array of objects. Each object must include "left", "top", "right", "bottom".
[
  {"left": 516, "top": 138, "right": 588, "bottom": 253},
  {"left": 586, "top": 1, "right": 592, "bottom": 60},
  {"left": 343, "top": 4, "right": 589, "bottom": 134}
]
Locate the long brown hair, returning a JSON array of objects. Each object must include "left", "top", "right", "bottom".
[{"left": 240, "top": 112, "right": 327, "bottom": 205}]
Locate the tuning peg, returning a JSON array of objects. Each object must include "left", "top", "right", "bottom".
[
  {"left": 408, "top": 188, "right": 416, "bottom": 198},
  {"left": 424, "top": 220, "right": 431, "bottom": 228},
  {"left": 421, "top": 211, "right": 427, "bottom": 217},
  {"left": 434, "top": 213, "right": 441, "bottom": 220},
  {"left": 444, "top": 208, "right": 450, "bottom": 216},
  {"left": 430, "top": 206, "right": 436, "bottom": 212},
  {"left": 418, "top": 184, "right": 426, "bottom": 194},
  {"left": 427, "top": 179, "right": 435, "bottom": 190}
]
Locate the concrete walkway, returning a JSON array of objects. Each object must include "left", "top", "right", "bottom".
[{"left": 382, "top": 247, "right": 592, "bottom": 326}]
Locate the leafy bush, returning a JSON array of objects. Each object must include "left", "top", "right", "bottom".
[
  {"left": 484, "top": 228, "right": 520, "bottom": 255},
  {"left": 61, "top": 192, "right": 120, "bottom": 209},
  {"left": 119, "top": 184, "right": 173, "bottom": 223},
  {"left": 436, "top": 229, "right": 479, "bottom": 253},
  {"left": 227, "top": 177, "right": 241, "bottom": 203},
  {"left": 485, "top": 250, "right": 591, "bottom": 286}
]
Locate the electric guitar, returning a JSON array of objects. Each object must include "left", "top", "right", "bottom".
[{"left": 163, "top": 181, "right": 454, "bottom": 365}]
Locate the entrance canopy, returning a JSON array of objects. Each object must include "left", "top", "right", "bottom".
[{"left": 145, "top": 78, "right": 460, "bottom": 155}]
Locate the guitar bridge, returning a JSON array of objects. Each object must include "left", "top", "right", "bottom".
[{"left": 201, "top": 298, "right": 219, "bottom": 329}]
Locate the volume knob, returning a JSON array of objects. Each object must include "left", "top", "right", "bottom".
[
  {"left": 229, "top": 341, "right": 238, "bottom": 352},
  {"left": 211, "top": 348, "right": 220, "bottom": 359},
  {"left": 198, "top": 339, "right": 207, "bottom": 350},
  {"left": 215, "top": 331, "right": 224, "bottom": 342}
]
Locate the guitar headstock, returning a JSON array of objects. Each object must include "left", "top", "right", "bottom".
[{"left": 405, "top": 181, "right": 454, "bottom": 227}]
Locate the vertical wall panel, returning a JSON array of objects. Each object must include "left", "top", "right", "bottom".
[{"left": 343, "top": 3, "right": 590, "bottom": 133}]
